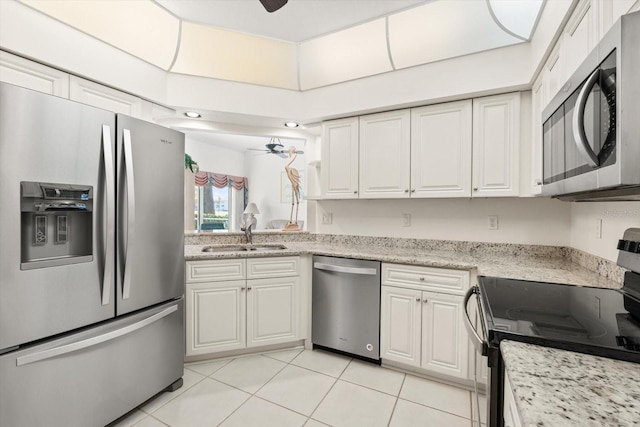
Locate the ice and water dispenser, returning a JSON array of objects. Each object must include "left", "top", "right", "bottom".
[{"left": 20, "top": 182, "right": 93, "bottom": 270}]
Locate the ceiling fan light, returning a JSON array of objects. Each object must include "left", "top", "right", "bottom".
[
  {"left": 185, "top": 111, "right": 201, "bottom": 118},
  {"left": 259, "top": 0, "right": 288, "bottom": 13},
  {"left": 284, "top": 122, "right": 299, "bottom": 128}
]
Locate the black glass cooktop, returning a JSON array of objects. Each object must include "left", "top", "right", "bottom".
[{"left": 478, "top": 273, "right": 640, "bottom": 363}]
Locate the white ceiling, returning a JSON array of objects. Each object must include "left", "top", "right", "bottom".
[{"left": 154, "top": 0, "right": 428, "bottom": 42}]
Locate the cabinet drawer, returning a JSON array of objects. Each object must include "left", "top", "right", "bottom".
[
  {"left": 247, "top": 257, "right": 300, "bottom": 279},
  {"left": 382, "top": 263, "right": 469, "bottom": 295},
  {"left": 186, "top": 259, "right": 246, "bottom": 283}
]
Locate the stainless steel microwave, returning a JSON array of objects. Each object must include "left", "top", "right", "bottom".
[{"left": 542, "top": 11, "right": 640, "bottom": 201}]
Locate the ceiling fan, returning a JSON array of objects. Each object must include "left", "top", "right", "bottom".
[
  {"left": 249, "top": 138, "right": 304, "bottom": 158},
  {"left": 259, "top": 0, "right": 288, "bottom": 13}
]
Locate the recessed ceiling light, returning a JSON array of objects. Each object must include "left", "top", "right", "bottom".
[
  {"left": 284, "top": 122, "right": 299, "bottom": 128},
  {"left": 185, "top": 111, "right": 201, "bottom": 118}
]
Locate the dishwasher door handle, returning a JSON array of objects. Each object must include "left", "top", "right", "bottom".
[{"left": 313, "top": 262, "right": 378, "bottom": 275}]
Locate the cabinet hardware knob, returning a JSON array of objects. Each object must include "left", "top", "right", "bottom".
[
  {"left": 415, "top": 297, "right": 421, "bottom": 302},
  {"left": 404, "top": 189, "right": 409, "bottom": 193},
  {"left": 241, "top": 287, "right": 246, "bottom": 291},
  {"left": 423, "top": 299, "right": 428, "bottom": 303},
  {"left": 411, "top": 189, "right": 415, "bottom": 193},
  {"left": 473, "top": 188, "right": 478, "bottom": 191},
  {"left": 247, "top": 287, "right": 252, "bottom": 291},
  {"left": 354, "top": 190, "right": 358, "bottom": 194},
  {"left": 419, "top": 277, "right": 425, "bottom": 281},
  {"left": 536, "top": 180, "right": 542, "bottom": 185}
]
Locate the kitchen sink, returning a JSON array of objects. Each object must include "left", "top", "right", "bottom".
[
  {"left": 201, "top": 244, "right": 287, "bottom": 253},
  {"left": 246, "top": 244, "right": 287, "bottom": 251}
]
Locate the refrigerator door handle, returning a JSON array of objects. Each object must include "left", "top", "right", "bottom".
[
  {"left": 122, "top": 128, "right": 135, "bottom": 300},
  {"left": 102, "top": 125, "right": 115, "bottom": 306},
  {"left": 16, "top": 305, "right": 178, "bottom": 367}
]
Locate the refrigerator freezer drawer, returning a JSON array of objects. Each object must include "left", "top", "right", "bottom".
[{"left": 0, "top": 298, "right": 184, "bottom": 427}]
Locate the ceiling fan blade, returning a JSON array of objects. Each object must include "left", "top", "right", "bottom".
[
  {"left": 259, "top": 0, "right": 288, "bottom": 13},
  {"left": 277, "top": 152, "right": 288, "bottom": 159},
  {"left": 248, "top": 148, "right": 268, "bottom": 152}
]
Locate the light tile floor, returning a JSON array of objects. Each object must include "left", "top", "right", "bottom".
[{"left": 110, "top": 348, "right": 486, "bottom": 427}]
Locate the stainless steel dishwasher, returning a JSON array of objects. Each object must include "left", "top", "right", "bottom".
[{"left": 312, "top": 255, "right": 381, "bottom": 362}]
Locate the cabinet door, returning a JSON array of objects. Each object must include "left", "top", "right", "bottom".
[
  {"left": 503, "top": 372, "right": 523, "bottom": 427},
  {"left": 530, "top": 77, "right": 544, "bottom": 195},
  {"left": 321, "top": 117, "right": 359, "bottom": 199},
  {"left": 421, "top": 291, "right": 469, "bottom": 379},
  {"left": 0, "top": 51, "right": 69, "bottom": 97},
  {"left": 411, "top": 100, "right": 472, "bottom": 198},
  {"left": 380, "top": 286, "right": 422, "bottom": 368},
  {"left": 186, "top": 280, "right": 246, "bottom": 356},
  {"left": 359, "top": 110, "right": 410, "bottom": 198},
  {"left": 69, "top": 75, "right": 143, "bottom": 118},
  {"left": 563, "top": 0, "right": 596, "bottom": 80},
  {"left": 472, "top": 93, "right": 521, "bottom": 197},
  {"left": 246, "top": 276, "right": 300, "bottom": 348},
  {"left": 542, "top": 45, "right": 564, "bottom": 106}
]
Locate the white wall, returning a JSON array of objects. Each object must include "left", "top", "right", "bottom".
[
  {"left": 570, "top": 202, "right": 640, "bottom": 261},
  {"left": 245, "top": 152, "right": 307, "bottom": 230},
  {"left": 185, "top": 137, "right": 245, "bottom": 177},
  {"left": 314, "top": 198, "right": 571, "bottom": 246}
]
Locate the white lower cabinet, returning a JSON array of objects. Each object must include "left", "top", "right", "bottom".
[
  {"left": 187, "top": 280, "right": 246, "bottom": 355},
  {"left": 421, "top": 291, "right": 468, "bottom": 378},
  {"left": 246, "top": 276, "right": 300, "bottom": 348},
  {"left": 186, "top": 256, "right": 303, "bottom": 357},
  {"left": 503, "top": 371, "right": 523, "bottom": 427},
  {"left": 381, "top": 263, "right": 470, "bottom": 381}
]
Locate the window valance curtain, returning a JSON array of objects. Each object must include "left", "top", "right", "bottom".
[{"left": 194, "top": 171, "right": 248, "bottom": 191}]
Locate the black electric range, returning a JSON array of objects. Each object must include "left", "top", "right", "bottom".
[
  {"left": 478, "top": 272, "right": 640, "bottom": 363},
  {"left": 465, "top": 228, "right": 640, "bottom": 427}
]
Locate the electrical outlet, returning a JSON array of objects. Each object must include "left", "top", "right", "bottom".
[
  {"left": 402, "top": 213, "right": 411, "bottom": 227},
  {"left": 488, "top": 215, "right": 499, "bottom": 230},
  {"left": 322, "top": 212, "right": 333, "bottom": 225},
  {"left": 595, "top": 218, "right": 602, "bottom": 239}
]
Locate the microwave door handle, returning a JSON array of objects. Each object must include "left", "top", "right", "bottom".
[
  {"left": 463, "top": 286, "right": 488, "bottom": 356},
  {"left": 122, "top": 128, "right": 135, "bottom": 300},
  {"left": 572, "top": 69, "right": 601, "bottom": 168},
  {"left": 102, "top": 125, "right": 114, "bottom": 306}
]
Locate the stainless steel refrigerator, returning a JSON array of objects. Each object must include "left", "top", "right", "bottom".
[{"left": 0, "top": 82, "right": 185, "bottom": 426}]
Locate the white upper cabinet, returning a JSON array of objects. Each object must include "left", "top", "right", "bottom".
[
  {"left": 69, "top": 76, "right": 148, "bottom": 120},
  {"left": 542, "top": 45, "right": 564, "bottom": 106},
  {"left": 0, "top": 51, "right": 69, "bottom": 97},
  {"left": 563, "top": 0, "right": 597, "bottom": 82},
  {"left": 411, "top": 100, "right": 472, "bottom": 198},
  {"left": 359, "top": 110, "right": 411, "bottom": 198},
  {"left": 321, "top": 117, "right": 359, "bottom": 199},
  {"left": 472, "top": 93, "right": 521, "bottom": 197},
  {"left": 531, "top": 76, "right": 544, "bottom": 195}
]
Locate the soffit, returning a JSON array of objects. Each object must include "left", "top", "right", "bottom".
[{"left": 17, "top": 0, "right": 545, "bottom": 90}]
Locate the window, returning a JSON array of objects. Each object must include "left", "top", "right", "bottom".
[
  {"left": 195, "top": 185, "right": 230, "bottom": 231},
  {"left": 192, "top": 171, "right": 248, "bottom": 232}
]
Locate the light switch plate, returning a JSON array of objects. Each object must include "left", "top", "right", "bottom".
[
  {"left": 402, "top": 213, "right": 411, "bottom": 227},
  {"left": 322, "top": 212, "right": 333, "bottom": 224},
  {"left": 488, "top": 215, "right": 499, "bottom": 230}
]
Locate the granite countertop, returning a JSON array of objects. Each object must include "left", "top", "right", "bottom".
[
  {"left": 501, "top": 340, "right": 640, "bottom": 426},
  {"left": 184, "top": 241, "right": 620, "bottom": 289}
]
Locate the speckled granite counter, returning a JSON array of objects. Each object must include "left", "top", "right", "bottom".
[
  {"left": 501, "top": 340, "right": 640, "bottom": 426},
  {"left": 185, "top": 240, "right": 622, "bottom": 289}
]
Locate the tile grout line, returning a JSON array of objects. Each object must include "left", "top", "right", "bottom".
[
  {"left": 213, "top": 354, "right": 293, "bottom": 426},
  {"left": 386, "top": 373, "right": 407, "bottom": 427},
  {"left": 304, "top": 357, "right": 353, "bottom": 424}
]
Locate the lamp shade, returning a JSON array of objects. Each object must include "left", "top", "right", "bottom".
[{"left": 244, "top": 203, "right": 260, "bottom": 215}]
